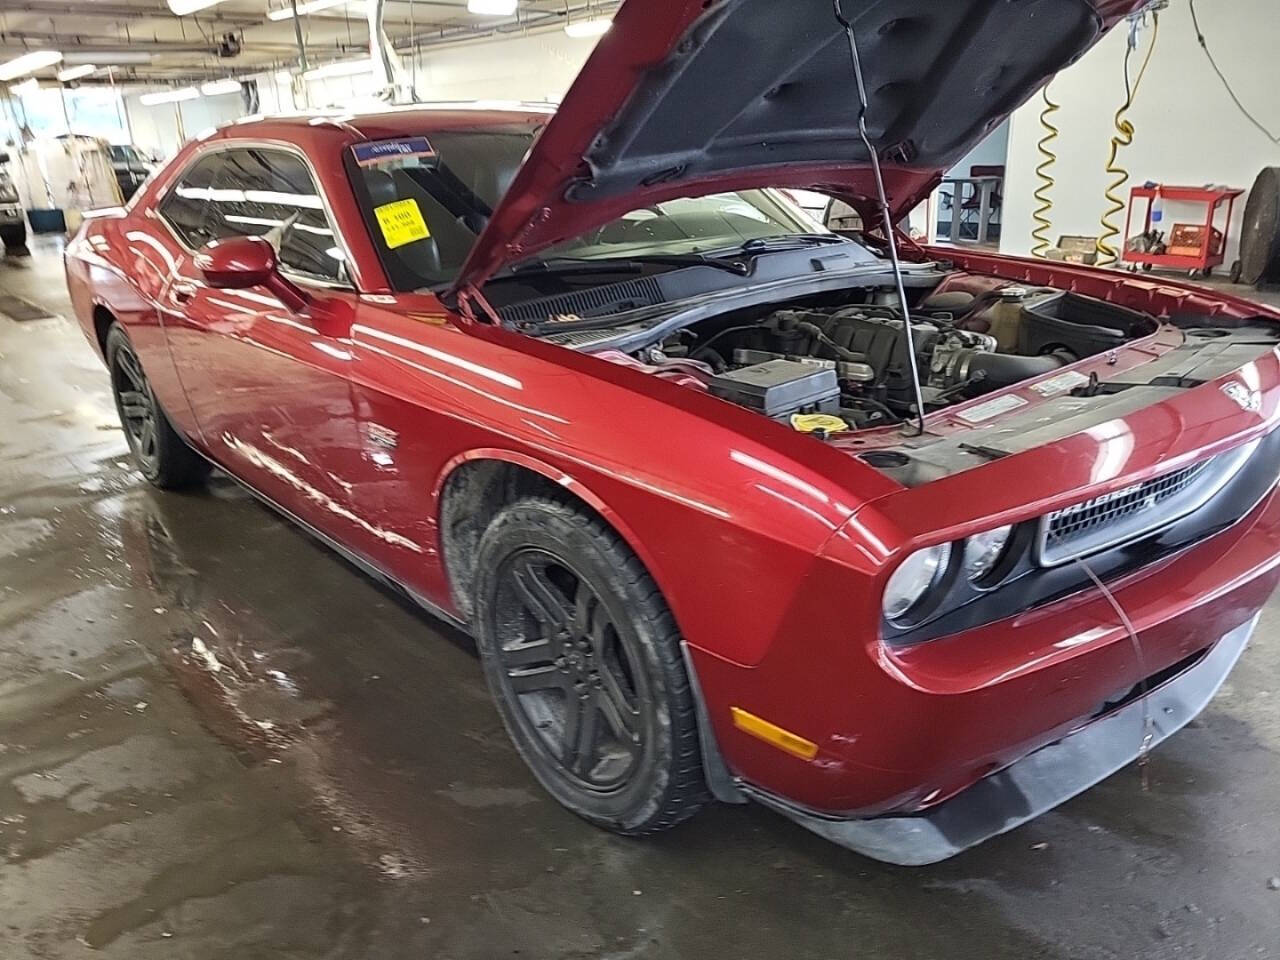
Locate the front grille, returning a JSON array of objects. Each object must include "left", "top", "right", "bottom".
[
  {"left": 1037, "top": 439, "right": 1259, "bottom": 566},
  {"left": 1047, "top": 461, "right": 1211, "bottom": 550}
]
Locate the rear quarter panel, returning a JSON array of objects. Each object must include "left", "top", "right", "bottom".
[{"left": 64, "top": 166, "right": 202, "bottom": 439}]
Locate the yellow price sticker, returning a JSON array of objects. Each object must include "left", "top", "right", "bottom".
[{"left": 374, "top": 198, "right": 430, "bottom": 249}]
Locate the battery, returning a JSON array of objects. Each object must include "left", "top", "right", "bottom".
[{"left": 707, "top": 359, "right": 840, "bottom": 420}]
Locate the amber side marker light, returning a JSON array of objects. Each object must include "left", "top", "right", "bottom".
[{"left": 730, "top": 707, "right": 818, "bottom": 761}]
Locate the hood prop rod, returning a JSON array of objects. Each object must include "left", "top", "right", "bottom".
[{"left": 833, "top": 0, "right": 927, "bottom": 437}]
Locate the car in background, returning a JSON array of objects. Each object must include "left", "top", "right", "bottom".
[
  {"left": 63, "top": 0, "right": 1280, "bottom": 864},
  {"left": 0, "top": 150, "right": 27, "bottom": 252},
  {"left": 107, "top": 144, "right": 158, "bottom": 202}
]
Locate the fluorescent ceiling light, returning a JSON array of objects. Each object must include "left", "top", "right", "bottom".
[
  {"left": 304, "top": 57, "right": 372, "bottom": 79},
  {"left": 564, "top": 16, "right": 611, "bottom": 37},
  {"left": 0, "top": 50, "right": 63, "bottom": 82},
  {"left": 267, "top": 0, "right": 357, "bottom": 20},
  {"left": 10, "top": 78, "right": 39, "bottom": 96},
  {"left": 64, "top": 52, "right": 152, "bottom": 65},
  {"left": 139, "top": 87, "right": 200, "bottom": 105},
  {"left": 468, "top": 0, "right": 518, "bottom": 15},
  {"left": 57, "top": 64, "right": 97, "bottom": 82},
  {"left": 200, "top": 78, "right": 242, "bottom": 95},
  {"left": 167, "top": 0, "right": 232, "bottom": 14}
]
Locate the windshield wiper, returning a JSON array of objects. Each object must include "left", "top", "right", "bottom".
[
  {"left": 493, "top": 252, "right": 750, "bottom": 281},
  {"left": 493, "top": 258, "right": 644, "bottom": 280},
  {"left": 491, "top": 235, "right": 847, "bottom": 283},
  {"left": 737, "top": 233, "right": 850, "bottom": 252}
]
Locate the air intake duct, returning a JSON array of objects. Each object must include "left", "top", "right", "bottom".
[{"left": 942, "top": 350, "right": 1070, "bottom": 396}]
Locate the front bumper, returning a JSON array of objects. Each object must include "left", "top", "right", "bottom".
[{"left": 746, "top": 613, "right": 1257, "bottom": 865}]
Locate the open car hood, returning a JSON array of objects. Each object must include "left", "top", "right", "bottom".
[{"left": 455, "top": 0, "right": 1144, "bottom": 292}]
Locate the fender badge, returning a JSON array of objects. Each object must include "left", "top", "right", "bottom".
[{"left": 1221, "top": 381, "right": 1261, "bottom": 412}]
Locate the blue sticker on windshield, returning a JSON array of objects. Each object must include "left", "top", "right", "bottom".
[{"left": 352, "top": 137, "right": 435, "bottom": 166}]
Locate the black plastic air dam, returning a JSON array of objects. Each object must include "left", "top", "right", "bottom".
[{"left": 741, "top": 614, "right": 1257, "bottom": 865}]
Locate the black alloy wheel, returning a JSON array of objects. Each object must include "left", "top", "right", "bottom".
[
  {"left": 105, "top": 324, "right": 210, "bottom": 489},
  {"left": 491, "top": 547, "right": 647, "bottom": 791},
  {"left": 474, "top": 497, "right": 709, "bottom": 834},
  {"left": 110, "top": 335, "right": 162, "bottom": 476}
]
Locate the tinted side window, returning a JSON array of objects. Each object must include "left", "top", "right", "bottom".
[
  {"left": 158, "top": 154, "right": 223, "bottom": 248},
  {"left": 206, "top": 148, "right": 345, "bottom": 283}
]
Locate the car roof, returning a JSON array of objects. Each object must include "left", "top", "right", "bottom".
[{"left": 208, "top": 102, "right": 553, "bottom": 150}]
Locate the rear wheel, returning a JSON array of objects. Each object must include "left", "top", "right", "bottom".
[
  {"left": 105, "top": 324, "right": 210, "bottom": 489},
  {"left": 473, "top": 497, "right": 710, "bottom": 834},
  {"left": 0, "top": 223, "right": 27, "bottom": 253}
]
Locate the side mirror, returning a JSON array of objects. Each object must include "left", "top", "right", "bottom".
[
  {"left": 194, "top": 236, "right": 309, "bottom": 311},
  {"left": 0, "top": 151, "right": 9, "bottom": 164},
  {"left": 824, "top": 199, "right": 863, "bottom": 235}
]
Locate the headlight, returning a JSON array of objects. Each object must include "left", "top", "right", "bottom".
[
  {"left": 962, "top": 524, "right": 1013, "bottom": 583},
  {"left": 883, "top": 543, "right": 951, "bottom": 621},
  {"left": 0, "top": 184, "right": 18, "bottom": 204}
]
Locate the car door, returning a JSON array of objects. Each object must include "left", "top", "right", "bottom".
[{"left": 158, "top": 145, "right": 362, "bottom": 531}]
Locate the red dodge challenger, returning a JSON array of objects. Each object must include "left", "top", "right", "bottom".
[{"left": 65, "top": 0, "right": 1280, "bottom": 864}]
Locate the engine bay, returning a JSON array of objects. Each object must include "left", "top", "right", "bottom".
[{"left": 616, "top": 277, "right": 1163, "bottom": 430}]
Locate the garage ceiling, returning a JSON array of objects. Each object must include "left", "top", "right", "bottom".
[{"left": 0, "top": 0, "right": 615, "bottom": 84}]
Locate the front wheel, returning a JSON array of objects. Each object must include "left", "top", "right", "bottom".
[
  {"left": 105, "top": 324, "right": 210, "bottom": 489},
  {"left": 473, "top": 497, "right": 710, "bottom": 835}
]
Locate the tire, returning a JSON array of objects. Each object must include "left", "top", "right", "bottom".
[
  {"left": 473, "top": 496, "right": 710, "bottom": 835},
  {"left": 104, "top": 324, "right": 210, "bottom": 490},
  {"left": 1230, "top": 259, "right": 1243, "bottom": 284},
  {"left": 0, "top": 223, "right": 27, "bottom": 252}
]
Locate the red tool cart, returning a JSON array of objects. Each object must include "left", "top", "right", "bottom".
[{"left": 1121, "top": 183, "right": 1244, "bottom": 279}]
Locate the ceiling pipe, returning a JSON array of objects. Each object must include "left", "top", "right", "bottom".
[
  {"left": 5, "top": 1, "right": 263, "bottom": 24},
  {"left": 0, "top": 35, "right": 299, "bottom": 56},
  {"left": 368, "top": 0, "right": 414, "bottom": 103},
  {"left": 288, "top": 0, "right": 310, "bottom": 72}
]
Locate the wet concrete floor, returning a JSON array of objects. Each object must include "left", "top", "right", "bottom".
[{"left": 1, "top": 238, "right": 1278, "bottom": 958}]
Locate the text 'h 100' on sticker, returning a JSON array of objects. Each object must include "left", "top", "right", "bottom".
[{"left": 374, "top": 198, "right": 430, "bottom": 249}]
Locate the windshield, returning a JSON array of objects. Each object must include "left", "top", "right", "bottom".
[{"left": 347, "top": 128, "right": 832, "bottom": 292}]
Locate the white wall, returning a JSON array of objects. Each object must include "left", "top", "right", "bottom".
[
  {"left": 109, "top": 28, "right": 600, "bottom": 159},
  {"left": 946, "top": 120, "right": 1009, "bottom": 179},
  {"left": 405, "top": 31, "right": 597, "bottom": 102},
  {"left": 1000, "top": 0, "right": 1279, "bottom": 265},
  {"left": 122, "top": 91, "right": 246, "bottom": 160},
  {"left": 256, "top": 28, "right": 601, "bottom": 113}
]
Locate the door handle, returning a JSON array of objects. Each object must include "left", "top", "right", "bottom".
[{"left": 171, "top": 281, "right": 197, "bottom": 304}]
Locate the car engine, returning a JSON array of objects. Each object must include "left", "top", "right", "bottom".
[{"left": 643, "top": 285, "right": 1160, "bottom": 429}]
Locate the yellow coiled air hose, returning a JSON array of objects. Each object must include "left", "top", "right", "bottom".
[
  {"left": 1030, "top": 85, "right": 1060, "bottom": 259},
  {"left": 1097, "top": 13, "right": 1160, "bottom": 266}
]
